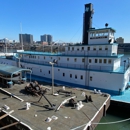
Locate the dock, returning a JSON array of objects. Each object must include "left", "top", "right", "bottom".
[{"left": 0, "top": 83, "right": 110, "bottom": 130}]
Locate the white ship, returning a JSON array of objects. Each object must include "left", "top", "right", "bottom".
[{"left": 0, "top": 3, "right": 130, "bottom": 95}]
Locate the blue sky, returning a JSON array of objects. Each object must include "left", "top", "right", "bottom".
[{"left": 0, "top": 0, "right": 130, "bottom": 43}]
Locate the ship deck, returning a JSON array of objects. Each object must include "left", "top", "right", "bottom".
[{"left": 0, "top": 82, "right": 110, "bottom": 130}]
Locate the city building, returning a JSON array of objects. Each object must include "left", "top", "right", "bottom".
[
  {"left": 41, "top": 34, "right": 53, "bottom": 44},
  {"left": 116, "top": 37, "right": 124, "bottom": 44},
  {"left": 19, "top": 34, "right": 33, "bottom": 44}
]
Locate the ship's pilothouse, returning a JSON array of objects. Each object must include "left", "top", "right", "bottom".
[
  {"left": 65, "top": 27, "right": 117, "bottom": 56},
  {"left": 88, "top": 27, "right": 115, "bottom": 45}
]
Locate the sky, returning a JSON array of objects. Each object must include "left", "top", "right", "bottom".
[{"left": 0, "top": 0, "right": 130, "bottom": 43}]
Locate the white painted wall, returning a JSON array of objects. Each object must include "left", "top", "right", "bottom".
[
  {"left": 111, "top": 45, "right": 118, "bottom": 54},
  {"left": 113, "top": 58, "right": 121, "bottom": 70},
  {"left": 88, "top": 37, "right": 109, "bottom": 44},
  {"left": 0, "top": 58, "right": 16, "bottom": 66},
  {"left": 89, "top": 71, "right": 124, "bottom": 91}
]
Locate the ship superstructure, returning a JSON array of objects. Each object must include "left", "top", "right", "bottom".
[{"left": 0, "top": 3, "right": 129, "bottom": 95}]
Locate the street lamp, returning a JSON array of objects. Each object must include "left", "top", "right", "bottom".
[
  {"left": 124, "top": 60, "right": 126, "bottom": 72},
  {"left": 49, "top": 59, "right": 58, "bottom": 95}
]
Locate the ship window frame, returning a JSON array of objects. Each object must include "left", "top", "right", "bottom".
[
  {"left": 81, "top": 75, "right": 83, "bottom": 80},
  {"left": 49, "top": 70, "right": 50, "bottom": 74},
  {"left": 108, "top": 59, "right": 112, "bottom": 64},
  {"left": 59, "top": 57, "right": 60, "bottom": 60},
  {"left": 82, "top": 47, "right": 84, "bottom": 50},
  {"left": 99, "top": 59, "right": 102, "bottom": 63},
  {"left": 74, "top": 58, "right": 77, "bottom": 62},
  {"left": 90, "top": 76, "right": 92, "bottom": 81},
  {"left": 70, "top": 74, "right": 72, "bottom": 78},
  {"left": 105, "top": 47, "right": 108, "bottom": 50},
  {"left": 99, "top": 47, "right": 102, "bottom": 50},
  {"left": 72, "top": 47, "right": 74, "bottom": 51},
  {"left": 40, "top": 69, "right": 42, "bottom": 72},
  {"left": 82, "top": 58, "right": 85, "bottom": 62},
  {"left": 88, "top": 47, "right": 90, "bottom": 50},
  {"left": 75, "top": 75, "right": 77, "bottom": 79},
  {"left": 89, "top": 59, "right": 91, "bottom": 63},
  {"left": 67, "top": 58, "right": 69, "bottom": 61},
  {"left": 104, "top": 59, "right": 107, "bottom": 63},
  {"left": 93, "top": 47, "right": 96, "bottom": 50},
  {"left": 95, "top": 59, "right": 98, "bottom": 63},
  {"left": 63, "top": 73, "right": 65, "bottom": 77},
  {"left": 68, "top": 47, "right": 70, "bottom": 51}
]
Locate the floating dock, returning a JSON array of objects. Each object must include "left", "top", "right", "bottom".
[{"left": 0, "top": 83, "right": 110, "bottom": 130}]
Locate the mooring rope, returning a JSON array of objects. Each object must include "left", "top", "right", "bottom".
[
  {"left": 71, "top": 118, "right": 130, "bottom": 130},
  {"left": 92, "top": 118, "right": 130, "bottom": 125}
]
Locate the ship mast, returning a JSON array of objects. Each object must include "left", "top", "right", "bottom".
[{"left": 20, "top": 23, "right": 23, "bottom": 50}]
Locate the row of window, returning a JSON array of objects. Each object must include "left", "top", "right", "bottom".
[
  {"left": 39, "top": 69, "right": 84, "bottom": 80},
  {"left": 48, "top": 71, "right": 84, "bottom": 80},
  {"left": 29, "top": 55, "right": 39, "bottom": 59},
  {"left": 89, "top": 59, "right": 112, "bottom": 64},
  {"left": 43, "top": 69, "right": 93, "bottom": 81},
  {"left": 68, "top": 46, "right": 108, "bottom": 51},
  {"left": 25, "top": 56, "right": 112, "bottom": 64},
  {"left": 89, "top": 31, "right": 114, "bottom": 37}
]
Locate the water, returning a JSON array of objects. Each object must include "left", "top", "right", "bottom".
[{"left": 95, "top": 106, "right": 130, "bottom": 130}]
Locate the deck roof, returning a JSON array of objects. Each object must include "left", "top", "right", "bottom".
[{"left": 0, "top": 64, "right": 31, "bottom": 76}]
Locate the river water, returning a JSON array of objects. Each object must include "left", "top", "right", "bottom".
[{"left": 95, "top": 107, "right": 130, "bottom": 130}]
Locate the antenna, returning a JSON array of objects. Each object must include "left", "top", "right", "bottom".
[{"left": 20, "top": 23, "right": 23, "bottom": 50}]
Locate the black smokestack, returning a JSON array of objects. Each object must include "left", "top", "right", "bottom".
[{"left": 82, "top": 3, "right": 93, "bottom": 45}]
